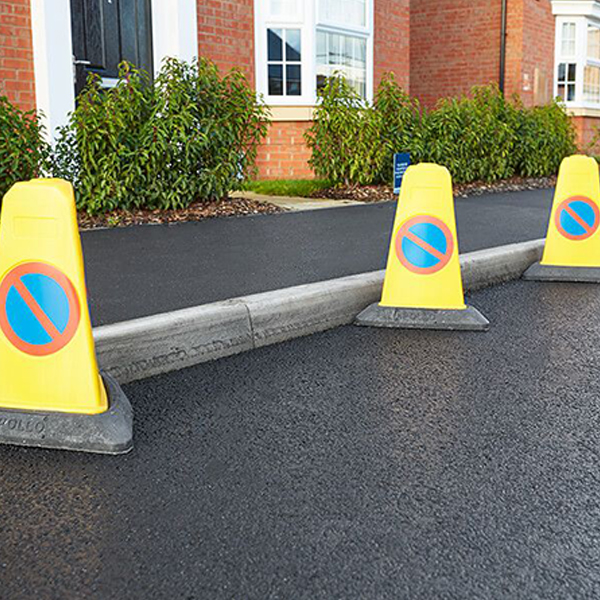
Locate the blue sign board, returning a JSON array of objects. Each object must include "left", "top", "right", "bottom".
[{"left": 393, "top": 152, "right": 411, "bottom": 194}]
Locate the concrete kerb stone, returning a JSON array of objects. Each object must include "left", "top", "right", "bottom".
[
  {"left": 94, "top": 300, "right": 254, "bottom": 383},
  {"left": 94, "top": 238, "right": 545, "bottom": 384}
]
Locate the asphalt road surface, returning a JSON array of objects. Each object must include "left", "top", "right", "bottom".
[
  {"left": 82, "top": 188, "right": 553, "bottom": 325},
  {"left": 2, "top": 279, "right": 600, "bottom": 599}
]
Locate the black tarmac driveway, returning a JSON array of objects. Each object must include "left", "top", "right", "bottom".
[
  {"left": 82, "top": 188, "right": 553, "bottom": 326},
  {"left": 2, "top": 279, "right": 600, "bottom": 599}
]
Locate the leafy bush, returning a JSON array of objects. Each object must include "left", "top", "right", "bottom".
[
  {"left": 0, "top": 97, "right": 50, "bottom": 204},
  {"left": 53, "top": 63, "right": 155, "bottom": 213},
  {"left": 373, "top": 73, "right": 421, "bottom": 183},
  {"left": 54, "top": 58, "right": 269, "bottom": 213},
  {"left": 305, "top": 76, "right": 386, "bottom": 185},
  {"left": 418, "top": 86, "right": 522, "bottom": 183},
  {"left": 513, "top": 101, "right": 576, "bottom": 177},
  {"left": 306, "top": 78, "right": 576, "bottom": 186}
]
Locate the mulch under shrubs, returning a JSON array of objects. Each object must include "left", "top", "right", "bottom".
[
  {"left": 78, "top": 197, "right": 281, "bottom": 229},
  {"left": 313, "top": 175, "right": 557, "bottom": 203}
]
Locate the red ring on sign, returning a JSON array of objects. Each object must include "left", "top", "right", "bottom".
[
  {"left": 0, "top": 262, "right": 81, "bottom": 356},
  {"left": 555, "top": 196, "right": 600, "bottom": 241},
  {"left": 395, "top": 215, "right": 455, "bottom": 275}
]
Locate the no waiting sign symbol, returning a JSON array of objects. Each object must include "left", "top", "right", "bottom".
[
  {"left": 555, "top": 196, "right": 600, "bottom": 241},
  {"left": 0, "top": 262, "right": 81, "bottom": 356},
  {"left": 395, "top": 215, "right": 454, "bottom": 274}
]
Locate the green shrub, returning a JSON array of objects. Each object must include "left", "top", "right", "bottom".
[
  {"left": 418, "top": 86, "right": 522, "bottom": 183},
  {"left": 373, "top": 73, "right": 421, "bottom": 183},
  {"left": 513, "top": 100, "right": 576, "bottom": 177},
  {"left": 306, "top": 78, "right": 576, "bottom": 187},
  {"left": 305, "top": 76, "right": 386, "bottom": 186},
  {"left": 0, "top": 97, "right": 50, "bottom": 204},
  {"left": 53, "top": 63, "right": 155, "bottom": 213},
  {"left": 54, "top": 58, "right": 269, "bottom": 214}
]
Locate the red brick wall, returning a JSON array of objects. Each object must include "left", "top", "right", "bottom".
[
  {"left": 0, "top": 0, "right": 35, "bottom": 111},
  {"left": 572, "top": 116, "right": 600, "bottom": 153},
  {"left": 256, "top": 121, "right": 313, "bottom": 180},
  {"left": 410, "top": 0, "right": 554, "bottom": 109},
  {"left": 504, "top": 0, "right": 554, "bottom": 106},
  {"left": 410, "top": 0, "right": 502, "bottom": 109},
  {"left": 374, "top": 0, "right": 410, "bottom": 91},
  {"left": 196, "top": 0, "right": 255, "bottom": 86}
]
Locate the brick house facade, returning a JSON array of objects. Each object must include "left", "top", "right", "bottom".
[{"left": 0, "top": 0, "right": 597, "bottom": 180}]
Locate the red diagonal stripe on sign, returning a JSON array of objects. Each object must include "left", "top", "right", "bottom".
[
  {"left": 565, "top": 204, "right": 593, "bottom": 234},
  {"left": 405, "top": 229, "right": 447, "bottom": 262},
  {"left": 13, "top": 278, "right": 62, "bottom": 340}
]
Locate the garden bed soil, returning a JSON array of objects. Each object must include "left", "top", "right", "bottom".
[
  {"left": 312, "top": 175, "right": 557, "bottom": 203},
  {"left": 78, "top": 197, "right": 282, "bottom": 229}
]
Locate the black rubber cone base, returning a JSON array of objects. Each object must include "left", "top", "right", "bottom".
[
  {"left": 0, "top": 373, "right": 133, "bottom": 455},
  {"left": 355, "top": 303, "right": 490, "bottom": 331},
  {"left": 523, "top": 262, "right": 600, "bottom": 283}
]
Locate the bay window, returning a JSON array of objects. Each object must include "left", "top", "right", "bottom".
[
  {"left": 255, "top": 0, "right": 373, "bottom": 106},
  {"left": 553, "top": 2, "right": 600, "bottom": 110}
]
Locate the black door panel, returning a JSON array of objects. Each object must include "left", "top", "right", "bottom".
[{"left": 71, "top": 0, "right": 153, "bottom": 94}]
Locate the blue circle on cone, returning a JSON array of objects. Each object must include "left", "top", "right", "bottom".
[
  {"left": 5, "top": 273, "right": 71, "bottom": 346},
  {"left": 560, "top": 200, "right": 597, "bottom": 237},
  {"left": 401, "top": 222, "right": 448, "bottom": 269}
]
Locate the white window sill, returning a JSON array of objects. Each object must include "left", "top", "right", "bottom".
[
  {"left": 565, "top": 105, "right": 600, "bottom": 117},
  {"left": 267, "top": 105, "right": 316, "bottom": 121}
]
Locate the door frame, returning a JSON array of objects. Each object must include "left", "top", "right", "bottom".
[{"left": 30, "top": 0, "right": 199, "bottom": 139}]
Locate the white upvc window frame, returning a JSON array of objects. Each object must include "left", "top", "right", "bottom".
[
  {"left": 254, "top": 0, "right": 374, "bottom": 107},
  {"left": 553, "top": 1, "right": 600, "bottom": 109}
]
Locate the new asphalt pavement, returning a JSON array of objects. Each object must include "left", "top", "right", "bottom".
[
  {"left": 82, "top": 188, "right": 553, "bottom": 325},
  {"left": 2, "top": 279, "right": 600, "bottom": 599}
]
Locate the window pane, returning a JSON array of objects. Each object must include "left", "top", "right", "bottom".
[
  {"left": 589, "top": 25, "right": 600, "bottom": 60},
  {"left": 270, "top": 0, "right": 299, "bottom": 18},
  {"left": 286, "top": 29, "right": 301, "bottom": 62},
  {"left": 268, "top": 29, "right": 283, "bottom": 61},
  {"left": 584, "top": 64, "right": 600, "bottom": 102},
  {"left": 317, "top": 30, "right": 326, "bottom": 64},
  {"left": 286, "top": 65, "right": 301, "bottom": 95},
  {"left": 268, "top": 64, "right": 283, "bottom": 95},
  {"left": 319, "top": 0, "right": 366, "bottom": 28},
  {"left": 561, "top": 22, "right": 576, "bottom": 55},
  {"left": 558, "top": 63, "right": 566, "bottom": 82},
  {"left": 567, "top": 84, "right": 576, "bottom": 101},
  {"left": 316, "top": 30, "right": 367, "bottom": 98},
  {"left": 568, "top": 63, "right": 577, "bottom": 81}
]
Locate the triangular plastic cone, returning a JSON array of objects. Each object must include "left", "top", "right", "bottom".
[
  {"left": 356, "top": 164, "right": 488, "bottom": 330},
  {"left": 0, "top": 179, "right": 132, "bottom": 453},
  {"left": 524, "top": 155, "right": 600, "bottom": 282}
]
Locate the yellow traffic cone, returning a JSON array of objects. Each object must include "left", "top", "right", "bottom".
[
  {"left": 0, "top": 179, "right": 132, "bottom": 454},
  {"left": 355, "top": 163, "right": 489, "bottom": 330},
  {"left": 524, "top": 155, "right": 600, "bottom": 282}
]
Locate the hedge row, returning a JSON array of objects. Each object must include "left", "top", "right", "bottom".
[
  {"left": 0, "top": 58, "right": 268, "bottom": 213},
  {"left": 0, "top": 66, "right": 579, "bottom": 214},
  {"left": 305, "top": 75, "right": 578, "bottom": 186}
]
